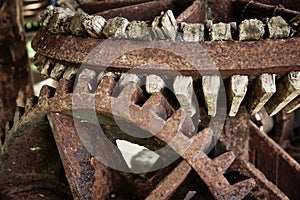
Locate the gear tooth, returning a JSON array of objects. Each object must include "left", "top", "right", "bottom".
[
  {"left": 96, "top": 72, "right": 117, "bottom": 96},
  {"left": 50, "top": 63, "right": 67, "bottom": 80},
  {"left": 25, "top": 95, "right": 39, "bottom": 112},
  {"left": 108, "top": 73, "right": 142, "bottom": 103},
  {"left": 97, "top": 71, "right": 118, "bottom": 84},
  {"left": 246, "top": 73, "right": 276, "bottom": 115},
  {"left": 40, "top": 59, "right": 55, "bottom": 77},
  {"left": 230, "top": 178, "right": 256, "bottom": 199},
  {"left": 212, "top": 151, "right": 236, "bottom": 174},
  {"left": 55, "top": 78, "right": 74, "bottom": 95},
  {"left": 202, "top": 75, "right": 221, "bottom": 117},
  {"left": 226, "top": 75, "right": 248, "bottom": 117},
  {"left": 74, "top": 69, "right": 97, "bottom": 93},
  {"left": 33, "top": 54, "right": 47, "bottom": 72},
  {"left": 3, "top": 121, "right": 13, "bottom": 148},
  {"left": 265, "top": 71, "right": 300, "bottom": 116},
  {"left": 63, "top": 67, "right": 79, "bottom": 81},
  {"left": 142, "top": 92, "right": 174, "bottom": 119},
  {"left": 173, "top": 75, "right": 196, "bottom": 117},
  {"left": 116, "top": 73, "right": 143, "bottom": 103},
  {"left": 146, "top": 74, "right": 166, "bottom": 94},
  {"left": 118, "top": 73, "right": 141, "bottom": 89},
  {"left": 13, "top": 107, "right": 25, "bottom": 125},
  {"left": 5, "top": 121, "right": 13, "bottom": 133},
  {"left": 39, "top": 85, "right": 56, "bottom": 98}
]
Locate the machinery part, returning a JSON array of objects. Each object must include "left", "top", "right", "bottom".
[
  {"left": 249, "top": 120, "right": 300, "bottom": 199},
  {"left": 1, "top": 71, "right": 256, "bottom": 199},
  {"left": 236, "top": 0, "right": 300, "bottom": 21},
  {"left": 48, "top": 112, "right": 135, "bottom": 199},
  {"left": 79, "top": 0, "right": 153, "bottom": 14},
  {"left": 32, "top": 28, "right": 300, "bottom": 79},
  {"left": 32, "top": 30, "right": 300, "bottom": 118},
  {"left": 2, "top": 1, "right": 300, "bottom": 199},
  {"left": 2, "top": 70, "right": 298, "bottom": 199},
  {"left": 38, "top": 6, "right": 297, "bottom": 41},
  {"left": 176, "top": 0, "right": 206, "bottom": 23},
  {"left": 229, "top": 158, "right": 289, "bottom": 199},
  {"left": 0, "top": 103, "right": 71, "bottom": 198},
  {"left": 79, "top": 0, "right": 300, "bottom": 23}
]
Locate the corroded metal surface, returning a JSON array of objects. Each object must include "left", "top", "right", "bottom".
[
  {"left": 31, "top": 26, "right": 300, "bottom": 119},
  {"left": 32, "top": 28, "right": 300, "bottom": 79},
  {"left": 249, "top": 120, "right": 300, "bottom": 199},
  {"left": 176, "top": 0, "right": 206, "bottom": 23},
  {"left": 0, "top": 90, "right": 71, "bottom": 199},
  {"left": 230, "top": 159, "right": 289, "bottom": 199},
  {"left": 145, "top": 161, "right": 192, "bottom": 200},
  {"left": 2, "top": 0, "right": 300, "bottom": 199},
  {"left": 236, "top": 0, "right": 300, "bottom": 21},
  {"left": 48, "top": 112, "right": 126, "bottom": 200},
  {"left": 1, "top": 75, "right": 256, "bottom": 199},
  {"left": 80, "top": 0, "right": 152, "bottom": 14}
]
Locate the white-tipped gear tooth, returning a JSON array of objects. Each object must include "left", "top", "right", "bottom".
[
  {"left": 118, "top": 73, "right": 141, "bottom": 88},
  {"left": 173, "top": 76, "right": 197, "bottom": 117},
  {"left": 209, "top": 22, "right": 232, "bottom": 41},
  {"left": 180, "top": 22, "right": 205, "bottom": 42},
  {"left": 227, "top": 75, "right": 248, "bottom": 117},
  {"left": 151, "top": 10, "right": 177, "bottom": 40},
  {"left": 46, "top": 7, "right": 75, "bottom": 34},
  {"left": 247, "top": 73, "right": 276, "bottom": 115},
  {"left": 82, "top": 15, "right": 106, "bottom": 38},
  {"left": 239, "top": 19, "right": 265, "bottom": 41},
  {"left": 50, "top": 63, "right": 67, "bottom": 80},
  {"left": 127, "top": 21, "right": 154, "bottom": 40},
  {"left": 161, "top": 10, "right": 178, "bottom": 41},
  {"left": 265, "top": 71, "right": 300, "bottom": 116},
  {"left": 78, "top": 68, "right": 97, "bottom": 79},
  {"left": 97, "top": 72, "right": 118, "bottom": 83},
  {"left": 102, "top": 17, "right": 129, "bottom": 38},
  {"left": 285, "top": 95, "right": 300, "bottom": 113},
  {"left": 76, "top": 69, "right": 97, "bottom": 92},
  {"left": 40, "top": 60, "right": 53, "bottom": 77},
  {"left": 202, "top": 75, "right": 220, "bottom": 117},
  {"left": 69, "top": 12, "right": 89, "bottom": 36},
  {"left": 62, "top": 67, "right": 78, "bottom": 80},
  {"left": 146, "top": 75, "right": 165, "bottom": 93},
  {"left": 152, "top": 15, "right": 166, "bottom": 40},
  {"left": 267, "top": 16, "right": 290, "bottom": 39}
]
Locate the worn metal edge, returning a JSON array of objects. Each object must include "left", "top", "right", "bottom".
[{"left": 32, "top": 28, "right": 300, "bottom": 78}]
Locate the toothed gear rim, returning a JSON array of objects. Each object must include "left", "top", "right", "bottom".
[
  {"left": 71, "top": 37, "right": 227, "bottom": 173},
  {"left": 1, "top": 74, "right": 254, "bottom": 199}
]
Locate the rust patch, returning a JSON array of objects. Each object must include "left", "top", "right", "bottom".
[
  {"left": 249, "top": 120, "right": 300, "bottom": 199},
  {"left": 32, "top": 29, "right": 300, "bottom": 79}
]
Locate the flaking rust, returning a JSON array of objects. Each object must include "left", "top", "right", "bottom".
[
  {"left": 249, "top": 120, "right": 300, "bottom": 199},
  {"left": 2, "top": 0, "right": 300, "bottom": 199},
  {"left": 48, "top": 112, "right": 127, "bottom": 199},
  {"left": 32, "top": 29, "right": 300, "bottom": 79},
  {"left": 1, "top": 72, "right": 257, "bottom": 199}
]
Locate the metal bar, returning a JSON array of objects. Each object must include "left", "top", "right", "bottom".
[{"left": 249, "top": 120, "right": 300, "bottom": 199}]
